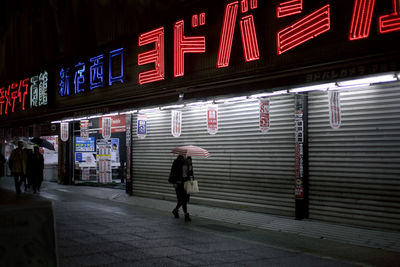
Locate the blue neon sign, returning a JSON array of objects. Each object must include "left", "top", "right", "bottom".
[
  {"left": 58, "top": 48, "right": 124, "bottom": 97},
  {"left": 59, "top": 68, "right": 70, "bottom": 96},
  {"left": 109, "top": 48, "right": 124, "bottom": 86},
  {"left": 74, "top": 62, "right": 85, "bottom": 94},
  {"left": 90, "top": 55, "right": 104, "bottom": 90}
]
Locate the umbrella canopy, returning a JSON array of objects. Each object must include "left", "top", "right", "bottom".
[
  {"left": 171, "top": 145, "right": 210, "bottom": 158},
  {"left": 30, "top": 137, "right": 55, "bottom": 151}
]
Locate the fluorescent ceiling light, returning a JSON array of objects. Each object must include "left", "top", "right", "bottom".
[
  {"left": 250, "top": 90, "right": 288, "bottom": 98},
  {"left": 289, "top": 83, "right": 335, "bottom": 93},
  {"left": 160, "top": 104, "right": 185, "bottom": 110},
  {"left": 186, "top": 100, "right": 214, "bottom": 107},
  {"left": 51, "top": 120, "right": 61, "bottom": 124},
  {"left": 139, "top": 108, "right": 160, "bottom": 113},
  {"left": 74, "top": 117, "right": 88, "bottom": 121},
  {"left": 63, "top": 119, "right": 74, "bottom": 122},
  {"left": 88, "top": 115, "right": 102, "bottom": 119},
  {"left": 214, "top": 96, "right": 248, "bottom": 104},
  {"left": 337, "top": 74, "right": 397, "bottom": 87},
  {"left": 103, "top": 112, "right": 119, "bottom": 117},
  {"left": 119, "top": 110, "right": 137, "bottom": 115}
]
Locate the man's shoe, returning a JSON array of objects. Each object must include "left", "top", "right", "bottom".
[
  {"left": 172, "top": 209, "right": 179, "bottom": 218},
  {"left": 184, "top": 213, "right": 191, "bottom": 222}
]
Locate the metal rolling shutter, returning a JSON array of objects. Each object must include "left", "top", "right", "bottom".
[
  {"left": 308, "top": 84, "right": 400, "bottom": 231},
  {"left": 131, "top": 95, "right": 295, "bottom": 216}
]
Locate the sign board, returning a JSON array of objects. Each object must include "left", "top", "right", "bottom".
[
  {"left": 80, "top": 120, "right": 89, "bottom": 139},
  {"left": 102, "top": 117, "right": 112, "bottom": 139},
  {"left": 207, "top": 105, "right": 218, "bottom": 135},
  {"left": 171, "top": 110, "right": 182, "bottom": 137},
  {"left": 96, "top": 139, "right": 112, "bottom": 183},
  {"left": 60, "top": 123, "right": 69, "bottom": 142},
  {"left": 99, "top": 115, "right": 126, "bottom": 133},
  {"left": 259, "top": 99, "right": 270, "bottom": 133},
  {"left": 137, "top": 114, "right": 147, "bottom": 139},
  {"left": 75, "top": 137, "right": 95, "bottom": 152},
  {"left": 329, "top": 91, "right": 341, "bottom": 129}
]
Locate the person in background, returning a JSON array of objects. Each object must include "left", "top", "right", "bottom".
[
  {"left": 31, "top": 146, "right": 44, "bottom": 193},
  {"left": 9, "top": 141, "right": 26, "bottom": 194},
  {"left": 169, "top": 155, "right": 191, "bottom": 222},
  {"left": 25, "top": 148, "right": 33, "bottom": 192},
  {"left": 0, "top": 150, "right": 5, "bottom": 177}
]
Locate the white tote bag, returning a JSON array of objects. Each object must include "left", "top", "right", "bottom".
[{"left": 184, "top": 178, "right": 199, "bottom": 194}]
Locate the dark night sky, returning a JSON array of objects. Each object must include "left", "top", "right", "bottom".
[{"left": 0, "top": 0, "right": 194, "bottom": 82}]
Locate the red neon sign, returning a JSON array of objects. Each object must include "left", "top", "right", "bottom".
[
  {"left": 379, "top": 0, "right": 400, "bottom": 34},
  {"left": 192, "top": 12, "right": 206, "bottom": 28},
  {"left": 277, "top": 0, "right": 303, "bottom": 18},
  {"left": 277, "top": 4, "right": 330, "bottom": 55},
  {"left": 0, "top": 78, "right": 29, "bottom": 115},
  {"left": 138, "top": 27, "right": 165, "bottom": 85},
  {"left": 217, "top": 0, "right": 260, "bottom": 68},
  {"left": 135, "top": 1, "right": 398, "bottom": 85},
  {"left": 174, "top": 20, "right": 206, "bottom": 77},
  {"left": 349, "top": 0, "right": 375, "bottom": 40}
]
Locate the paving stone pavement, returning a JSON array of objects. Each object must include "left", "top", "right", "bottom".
[
  {"left": 1, "top": 178, "right": 400, "bottom": 266},
  {"left": 53, "top": 196, "right": 354, "bottom": 267}
]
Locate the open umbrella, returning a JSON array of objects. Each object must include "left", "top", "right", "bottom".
[
  {"left": 30, "top": 137, "right": 55, "bottom": 151},
  {"left": 171, "top": 145, "right": 210, "bottom": 158}
]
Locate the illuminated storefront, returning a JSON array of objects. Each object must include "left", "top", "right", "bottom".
[{"left": 1, "top": 0, "right": 400, "bottom": 231}]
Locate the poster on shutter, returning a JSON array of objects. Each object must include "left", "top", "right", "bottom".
[
  {"left": 102, "top": 117, "right": 112, "bottom": 139},
  {"left": 80, "top": 120, "right": 89, "bottom": 139},
  {"left": 96, "top": 139, "right": 112, "bottom": 183},
  {"left": 137, "top": 114, "right": 147, "bottom": 139},
  {"left": 60, "top": 122, "right": 69, "bottom": 142},
  {"left": 329, "top": 91, "right": 341, "bottom": 129},
  {"left": 171, "top": 110, "right": 182, "bottom": 137},
  {"left": 207, "top": 104, "right": 218, "bottom": 135},
  {"left": 259, "top": 99, "right": 270, "bottom": 133}
]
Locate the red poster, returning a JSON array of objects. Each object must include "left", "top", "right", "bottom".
[
  {"left": 99, "top": 115, "right": 126, "bottom": 133},
  {"left": 171, "top": 110, "right": 182, "bottom": 137},
  {"left": 259, "top": 99, "right": 270, "bottom": 133},
  {"left": 80, "top": 120, "right": 89, "bottom": 139},
  {"left": 207, "top": 105, "right": 218, "bottom": 135},
  {"left": 102, "top": 117, "right": 112, "bottom": 139},
  {"left": 329, "top": 91, "right": 341, "bottom": 129}
]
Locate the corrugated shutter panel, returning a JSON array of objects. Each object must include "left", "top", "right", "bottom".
[
  {"left": 131, "top": 95, "right": 295, "bottom": 216},
  {"left": 308, "top": 84, "right": 400, "bottom": 231}
]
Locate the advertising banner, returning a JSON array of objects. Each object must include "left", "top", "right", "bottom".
[
  {"left": 207, "top": 104, "right": 218, "bottom": 135},
  {"left": 75, "top": 137, "right": 95, "bottom": 152},
  {"left": 294, "top": 95, "right": 306, "bottom": 200},
  {"left": 329, "top": 91, "right": 341, "bottom": 129},
  {"left": 171, "top": 110, "right": 182, "bottom": 137},
  {"left": 102, "top": 117, "right": 112, "bottom": 139},
  {"left": 99, "top": 115, "right": 126, "bottom": 133},
  {"left": 96, "top": 139, "right": 112, "bottom": 183},
  {"left": 80, "top": 119, "right": 89, "bottom": 139},
  {"left": 259, "top": 99, "right": 270, "bottom": 133},
  {"left": 60, "top": 122, "right": 69, "bottom": 142},
  {"left": 137, "top": 114, "right": 147, "bottom": 139}
]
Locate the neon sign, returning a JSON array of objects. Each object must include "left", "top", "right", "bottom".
[
  {"left": 90, "top": 55, "right": 104, "bottom": 90},
  {"left": 136, "top": 0, "right": 399, "bottom": 85},
  {"left": 217, "top": 0, "right": 259, "bottom": 68},
  {"left": 174, "top": 19, "right": 206, "bottom": 77},
  {"left": 0, "top": 70, "right": 48, "bottom": 116},
  {"left": 277, "top": 4, "right": 330, "bottom": 55},
  {"left": 138, "top": 27, "right": 165, "bottom": 85},
  {"left": 30, "top": 70, "right": 48, "bottom": 107},
  {"left": 59, "top": 48, "right": 124, "bottom": 97},
  {"left": 350, "top": 0, "right": 400, "bottom": 39}
]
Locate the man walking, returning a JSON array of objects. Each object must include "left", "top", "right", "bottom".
[{"left": 9, "top": 141, "right": 26, "bottom": 194}]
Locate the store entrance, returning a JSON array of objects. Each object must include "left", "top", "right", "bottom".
[{"left": 72, "top": 115, "right": 127, "bottom": 187}]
